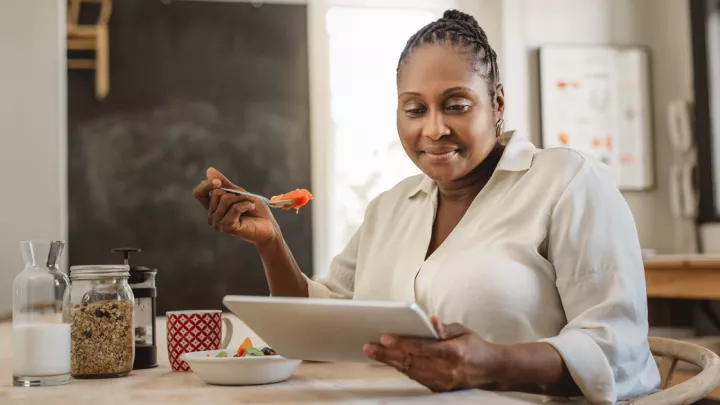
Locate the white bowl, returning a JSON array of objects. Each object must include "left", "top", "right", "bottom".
[{"left": 181, "top": 349, "right": 302, "bottom": 386}]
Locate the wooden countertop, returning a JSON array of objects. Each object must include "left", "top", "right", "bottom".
[
  {"left": 644, "top": 254, "right": 720, "bottom": 299},
  {"left": 0, "top": 316, "right": 575, "bottom": 405}
]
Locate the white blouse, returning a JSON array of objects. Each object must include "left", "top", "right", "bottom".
[{"left": 304, "top": 131, "right": 660, "bottom": 404}]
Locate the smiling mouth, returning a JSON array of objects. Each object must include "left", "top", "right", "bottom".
[{"left": 420, "top": 149, "right": 459, "bottom": 163}]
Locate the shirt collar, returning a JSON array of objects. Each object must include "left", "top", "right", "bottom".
[
  {"left": 407, "top": 130, "right": 536, "bottom": 199},
  {"left": 496, "top": 130, "right": 536, "bottom": 172},
  {"left": 409, "top": 175, "right": 436, "bottom": 199}
]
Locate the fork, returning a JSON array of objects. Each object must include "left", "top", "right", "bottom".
[{"left": 216, "top": 188, "right": 294, "bottom": 210}]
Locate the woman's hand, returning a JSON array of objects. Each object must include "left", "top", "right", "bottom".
[
  {"left": 363, "top": 317, "right": 504, "bottom": 392},
  {"left": 192, "top": 168, "right": 280, "bottom": 245}
]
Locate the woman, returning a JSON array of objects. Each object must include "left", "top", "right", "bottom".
[{"left": 193, "top": 10, "right": 659, "bottom": 404}]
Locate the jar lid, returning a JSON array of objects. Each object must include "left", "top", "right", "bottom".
[{"left": 70, "top": 265, "right": 130, "bottom": 280}]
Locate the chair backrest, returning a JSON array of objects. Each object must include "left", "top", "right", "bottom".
[
  {"left": 67, "top": 0, "right": 112, "bottom": 29},
  {"left": 628, "top": 337, "right": 720, "bottom": 405},
  {"left": 67, "top": 0, "right": 80, "bottom": 26}
]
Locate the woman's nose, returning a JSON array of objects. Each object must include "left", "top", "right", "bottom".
[{"left": 421, "top": 110, "right": 449, "bottom": 140}]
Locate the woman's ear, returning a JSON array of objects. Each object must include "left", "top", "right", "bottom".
[{"left": 494, "top": 83, "right": 505, "bottom": 119}]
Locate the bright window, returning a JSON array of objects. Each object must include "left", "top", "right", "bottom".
[{"left": 326, "top": 7, "right": 435, "bottom": 251}]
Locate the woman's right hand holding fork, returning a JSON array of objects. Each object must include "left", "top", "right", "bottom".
[{"left": 192, "top": 167, "right": 281, "bottom": 246}]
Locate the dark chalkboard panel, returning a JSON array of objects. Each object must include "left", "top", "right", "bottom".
[{"left": 68, "top": 0, "right": 311, "bottom": 313}]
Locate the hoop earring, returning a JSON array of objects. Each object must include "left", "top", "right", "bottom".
[{"left": 495, "top": 118, "right": 504, "bottom": 138}]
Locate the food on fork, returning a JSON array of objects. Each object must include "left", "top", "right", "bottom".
[{"left": 270, "top": 189, "right": 313, "bottom": 213}]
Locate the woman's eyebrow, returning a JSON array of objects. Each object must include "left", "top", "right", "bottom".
[
  {"left": 398, "top": 87, "right": 477, "bottom": 98},
  {"left": 442, "top": 86, "right": 476, "bottom": 95},
  {"left": 398, "top": 91, "right": 422, "bottom": 97}
]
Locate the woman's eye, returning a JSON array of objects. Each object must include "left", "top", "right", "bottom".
[
  {"left": 404, "top": 107, "right": 426, "bottom": 116},
  {"left": 446, "top": 104, "right": 470, "bottom": 113}
]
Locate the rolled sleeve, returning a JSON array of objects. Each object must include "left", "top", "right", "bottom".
[
  {"left": 303, "top": 218, "right": 363, "bottom": 299},
  {"left": 544, "top": 158, "right": 660, "bottom": 404},
  {"left": 542, "top": 330, "right": 616, "bottom": 401}
]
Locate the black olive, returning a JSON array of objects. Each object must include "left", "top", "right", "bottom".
[
  {"left": 95, "top": 309, "right": 104, "bottom": 317},
  {"left": 83, "top": 331, "right": 92, "bottom": 338},
  {"left": 261, "top": 347, "right": 273, "bottom": 355}
]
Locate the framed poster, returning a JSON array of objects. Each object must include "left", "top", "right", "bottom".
[{"left": 538, "top": 46, "right": 654, "bottom": 190}]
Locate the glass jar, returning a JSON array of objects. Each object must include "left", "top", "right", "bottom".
[
  {"left": 12, "top": 241, "right": 71, "bottom": 387},
  {"left": 68, "top": 265, "right": 135, "bottom": 378}
]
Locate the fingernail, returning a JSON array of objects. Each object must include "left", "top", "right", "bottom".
[
  {"left": 212, "top": 179, "right": 221, "bottom": 187},
  {"left": 380, "top": 335, "right": 394, "bottom": 346},
  {"left": 363, "top": 344, "right": 375, "bottom": 357},
  {"left": 250, "top": 203, "right": 256, "bottom": 210}
]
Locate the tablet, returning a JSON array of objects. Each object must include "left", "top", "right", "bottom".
[{"left": 222, "top": 295, "right": 439, "bottom": 363}]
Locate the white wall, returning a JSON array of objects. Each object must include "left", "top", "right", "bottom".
[
  {"left": 0, "top": 0, "right": 67, "bottom": 313},
  {"left": 500, "top": 0, "right": 693, "bottom": 254},
  {"left": 637, "top": 0, "right": 695, "bottom": 253},
  {"left": 457, "top": 0, "right": 503, "bottom": 58}
]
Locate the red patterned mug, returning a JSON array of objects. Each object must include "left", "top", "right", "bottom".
[{"left": 166, "top": 310, "right": 234, "bottom": 371}]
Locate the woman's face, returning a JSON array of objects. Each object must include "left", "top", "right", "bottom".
[{"left": 397, "top": 44, "right": 504, "bottom": 183}]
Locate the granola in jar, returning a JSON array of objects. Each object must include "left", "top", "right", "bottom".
[{"left": 68, "top": 265, "right": 135, "bottom": 378}]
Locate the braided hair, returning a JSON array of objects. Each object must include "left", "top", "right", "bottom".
[{"left": 397, "top": 10, "right": 500, "bottom": 98}]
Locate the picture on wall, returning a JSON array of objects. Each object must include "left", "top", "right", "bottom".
[{"left": 538, "top": 46, "right": 654, "bottom": 190}]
